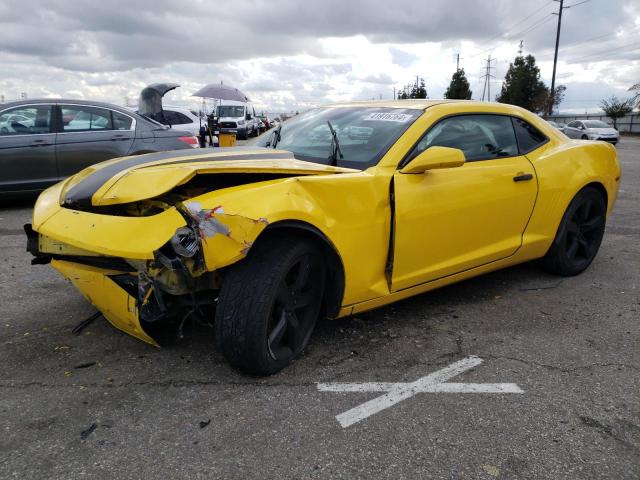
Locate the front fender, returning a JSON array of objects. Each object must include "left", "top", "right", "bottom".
[{"left": 185, "top": 171, "right": 393, "bottom": 306}]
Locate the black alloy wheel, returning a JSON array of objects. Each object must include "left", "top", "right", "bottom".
[
  {"left": 543, "top": 187, "right": 606, "bottom": 276},
  {"left": 267, "top": 252, "right": 324, "bottom": 361},
  {"left": 216, "top": 236, "right": 326, "bottom": 375}
]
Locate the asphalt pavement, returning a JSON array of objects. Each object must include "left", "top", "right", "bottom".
[{"left": 0, "top": 138, "right": 638, "bottom": 479}]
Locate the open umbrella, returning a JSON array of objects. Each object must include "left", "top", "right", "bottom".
[{"left": 192, "top": 83, "right": 250, "bottom": 102}]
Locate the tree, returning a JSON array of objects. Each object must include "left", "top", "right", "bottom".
[
  {"left": 397, "top": 77, "right": 427, "bottom": 99},
  {"left": 600, "top": 96, "right": 633, "bottom": 129},
  {"left": 629, "top": 83, "right": 640, "bottom": 110},
  {"left": 415, "top": 78, "right": 427, "bottom": 99},
  {"left": 444, "top": 68, "right": 472, "bottom": 100},
  {"left": 496, "top": 54, "right": 549, "bottom": 113},
  {"left": 532, "top": 84, "right": 566, "bottom": 114}
]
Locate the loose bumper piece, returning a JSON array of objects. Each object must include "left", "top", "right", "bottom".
[{"left": 51, "top": 259, "right": 159, "bottom": 346}]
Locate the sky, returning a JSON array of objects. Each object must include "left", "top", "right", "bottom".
[{"left": 0, "top": 0, "right": 638, "bottom": 114}]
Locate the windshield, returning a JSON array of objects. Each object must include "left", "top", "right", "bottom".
[
  {"left": 218, "top": 105, "right": 245, "bottom": 118},
  {"left": 251, "top": 107, "right": 422, "bottom": 169},
  {"left": 583, "top": 120, "right": 610, "bottom": 128}
]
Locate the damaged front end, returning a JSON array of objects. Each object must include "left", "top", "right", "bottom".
[
  {"left": 26, "top": 195, "right": 270, "bottom": 345},
  {"left": 27, "top": 149, "right": 356, "bottom": 345}
]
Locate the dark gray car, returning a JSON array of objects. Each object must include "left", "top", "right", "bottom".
[{"left": 0, "top": 99, "right": 199, "bottom": 196}]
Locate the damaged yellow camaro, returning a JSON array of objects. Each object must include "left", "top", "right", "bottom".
[{"left": 27, "top": 100, "right": 620, "bottom": 375}]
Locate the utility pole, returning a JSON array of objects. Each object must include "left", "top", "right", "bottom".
[
  {"left": 393, "top": 86, "right": 396, "bottom": 99},
  {"left": 481, "top": 55, "right": 496, "bottom": 102},
  {"left": 549, "top": 0, "right": 564, "bottom": 115},
  {"left": 518, "top": 40, "right": 524, "bottom": 56},
  {"left": 456, "top": 53, "right": 460, "bottom": 71}
]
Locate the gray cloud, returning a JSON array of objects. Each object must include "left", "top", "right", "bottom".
[
  {"left": 1, "top": 0, "right": 637, "bottom": 72},
  {"left": 0, "top": 0, "right": 638, "bottom": 112},
  {"left": 389, "top": 47, "right": 418, "bottom": 68}
]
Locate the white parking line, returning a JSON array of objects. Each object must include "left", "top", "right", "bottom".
[{"left": 317, "top": 356, "right": 523, "bottom": 428}]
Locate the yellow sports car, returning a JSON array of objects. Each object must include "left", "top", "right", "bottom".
[{"left": 26, "top": 100, "right": 620, "bottom": 375}]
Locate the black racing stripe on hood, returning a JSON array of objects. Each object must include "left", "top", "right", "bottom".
[{"left": 62, "top": 148, "right": 294, "bottom": 208}]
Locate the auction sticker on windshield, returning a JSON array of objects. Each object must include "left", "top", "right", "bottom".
[{"left": 363, "top": 112, "right": 414, "bottom": 122}]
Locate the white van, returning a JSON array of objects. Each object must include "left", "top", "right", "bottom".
[{"left": 217, "top": 101, "right": 261, "bottom": 139}]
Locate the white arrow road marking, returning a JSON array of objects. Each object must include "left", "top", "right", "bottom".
[{"left": 317, "top": 356, "right": 523, "bottom": 428}]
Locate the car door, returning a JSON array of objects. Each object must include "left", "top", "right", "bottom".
[
  {"left": 564, "top": 121, "right": 583, "bottom": 139},
  {"left": 55, "top": 104, "right": 136, "bottom": 179},
  {"left": 0, "top": 104, "right": 57, "bottom": 193},
  {"left": 391, "top": 114, "right": 538, "bottom": 291}
]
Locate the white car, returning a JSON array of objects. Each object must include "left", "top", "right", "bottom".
[
  {"left": 0, "top": 113, "right": 33, "bottom": 134},
  {"left": 160, "top": 106, "right": 204, "bottom": 137},
  {"left": 564, "top": 120, "right": 619, "bottom": 145}
]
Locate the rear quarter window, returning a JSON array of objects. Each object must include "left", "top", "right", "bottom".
[{"left": 512, "top": 118, "right": 548, "bottom": 154}]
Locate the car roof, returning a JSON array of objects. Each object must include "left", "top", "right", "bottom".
[
  {"left": 162, "top": 105, "right": 196, "bottom": 113},
  {"left": 1, "top": 98, "right": 140, "bottom": 114},
  {"left": 326, "top": 99, "right": 466, "bottom": 110},
  {"left": 323, "top": 99, "right": 546, "bottom": 119},
  {"left": 0, "top": 98, "right": 157, "bottom": 124}
]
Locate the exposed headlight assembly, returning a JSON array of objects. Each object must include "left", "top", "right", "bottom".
[{"left": 170, "top": 227, "right": 200, "bottom": 257}]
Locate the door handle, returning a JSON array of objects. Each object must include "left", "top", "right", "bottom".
[
  {"left": 110, "top": 134, "right": 128, "bottom": 141},
  {"left": 30, "top": 139, "right": 50, "bottom": 147},
  {"left": 513, "top": 173, "right": 533, "bottom": 182}
]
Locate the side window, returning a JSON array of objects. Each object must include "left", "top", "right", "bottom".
[
  {"left": 171, "top": 112, "right": 193, "bottom": 125},
  {"left": 61, "top": 106, "right": 113, "bottom": 132},
  {"left": 512, "top": 118, "right": 547, "bottom": 153},
  {"left": 112, "top": 111, "right": 133, "bottom": 130},
  {"left": 161, "top": 110, "right": 178, "bottom": 125},
  {"left": 567, "top": 121, "right": 578, "bottom": 128},
  {"left": 409, "top": 114, "right": 518, "bottom": 162},
  {"left": 0, "top": 105, "right": 51, "bottom": 135}
]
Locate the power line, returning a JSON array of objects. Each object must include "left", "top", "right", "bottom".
[
  {"left": 518, "top": 14, "right": 556, "bottom": 38},
  {"left": 467, "top": 1, "right": 555, "bottom": 59},
  {"left": 564, "top": 0, "right": 590, "bottom": 8},
  {"left": 567, "top": 41, "right": 640, "bottom": 62},
  {"left": 544, "top": 25, "right": 640, "bottom": 53}
]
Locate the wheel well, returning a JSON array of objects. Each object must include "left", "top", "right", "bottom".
[
  {"left": 254, "top": 220, "right": 345, "bottom": 319},
  {"left": 583, "top": 182, "right": 608, "bottom": 208}
]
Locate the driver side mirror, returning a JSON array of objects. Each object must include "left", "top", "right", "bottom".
[{"left": 400, "top": 146, "right": 466, "bottom": 174}]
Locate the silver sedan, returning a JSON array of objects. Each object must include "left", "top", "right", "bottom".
[{"left": 564, "top": 119, "right": 619, "bottom": 144}]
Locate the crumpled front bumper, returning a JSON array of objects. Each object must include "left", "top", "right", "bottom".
[{"left": 51, "top": 259, "right": 159, "bottom": 346}]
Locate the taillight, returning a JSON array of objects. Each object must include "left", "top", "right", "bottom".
[{"left": 179, "top": 136, "right": 199, "bottom": 148}]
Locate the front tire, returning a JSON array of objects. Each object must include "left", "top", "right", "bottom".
[
  {"left": 215, "top": 236, "right": 326, "bottom": 375},
  {"left": 542, "top": 187, "right": 606, "bottom": 276},
  {"left": 581, "top": 134, "right": 588, "bottom": 140}
]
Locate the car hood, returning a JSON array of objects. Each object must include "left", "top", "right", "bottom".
[
  {"left": 60, "top": 147, "right": 358, "bottom": 208},
  {"left": 219, "top": 116, "right": 243, "bottom": 123}
]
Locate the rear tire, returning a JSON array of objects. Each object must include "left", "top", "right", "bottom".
[
  {"left": 542, "top": 187, "right": 606, "bottom": 276},
  {"left": 215, "top": 236, "right": 326, "bottom": 375}
]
